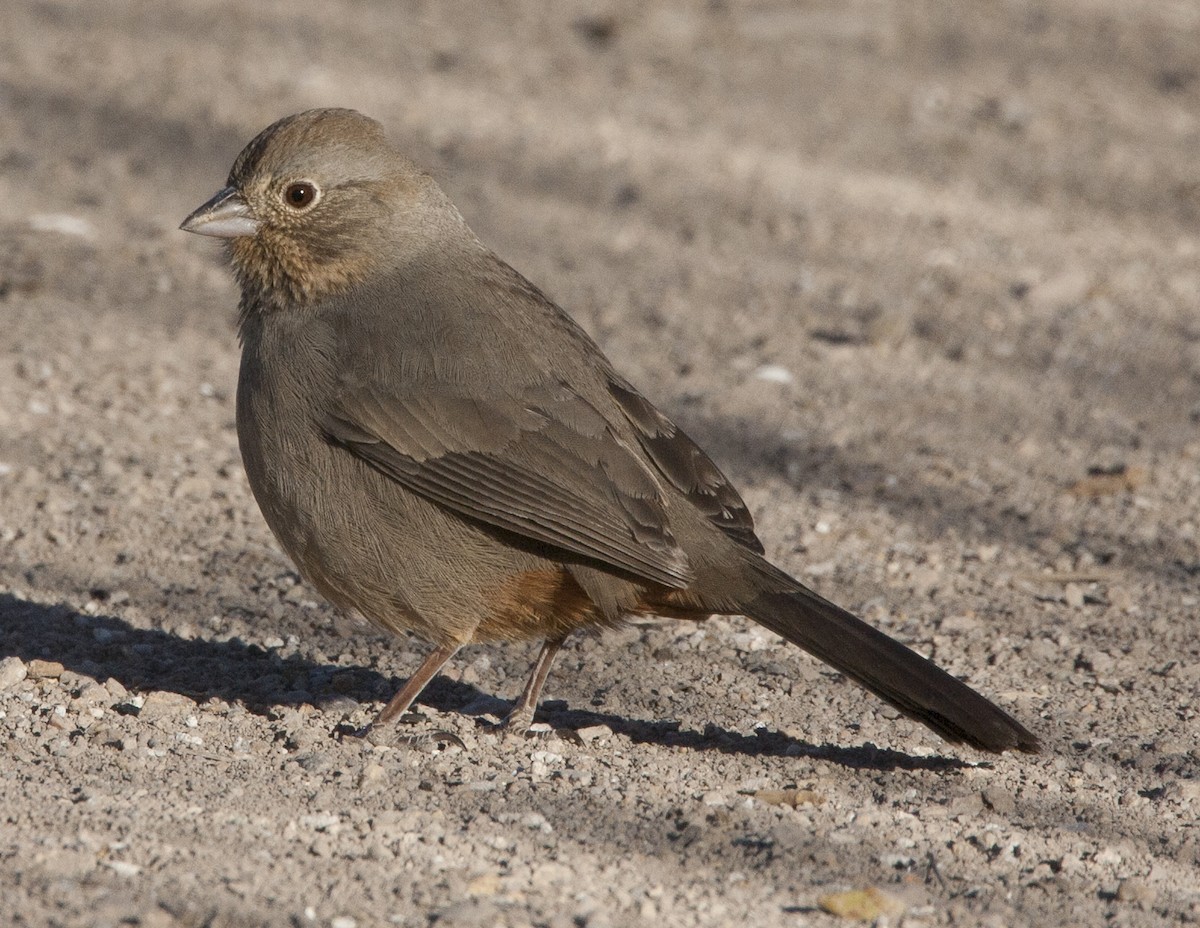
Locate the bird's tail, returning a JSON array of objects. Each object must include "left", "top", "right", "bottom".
[{"left": 740, "top": 564, "right": 1039, "bottom": 753}]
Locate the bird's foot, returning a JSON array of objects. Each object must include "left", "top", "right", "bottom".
[
  {"left": 499, "top": 704, "right": 537, "bottom": 733},
  {"left": 481, "top": 706, "right": 554, "bottom": 740}
]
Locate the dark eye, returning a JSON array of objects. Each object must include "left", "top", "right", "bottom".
[{"left": 283, "top": 181, "right": 318, "bottom": 209}]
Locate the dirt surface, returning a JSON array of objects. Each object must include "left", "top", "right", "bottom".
[{"left": 3, "top": 2, "right": 1199, "bottom": 926}]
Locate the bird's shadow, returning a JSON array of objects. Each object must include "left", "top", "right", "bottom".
[{"left": 0, "top": 592, "right": 972, "bottom": 773}]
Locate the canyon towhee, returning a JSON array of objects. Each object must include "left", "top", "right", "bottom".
[{"left": 181, "top": 108, "right": 1038, "bottom": 752}]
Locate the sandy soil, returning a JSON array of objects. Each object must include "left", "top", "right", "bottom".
[{"left": 2, "top": 1, "right": 1199, "bottom": 926}]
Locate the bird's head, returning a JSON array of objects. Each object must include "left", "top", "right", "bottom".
[{"left": 181, "top": 108, "right": 460, "bottom": 308}]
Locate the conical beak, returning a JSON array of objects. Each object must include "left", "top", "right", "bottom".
[{"left": 180, "top": 186, "right": 260, "bottom": 238}]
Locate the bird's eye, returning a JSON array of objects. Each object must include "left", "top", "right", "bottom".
[{"left": 282, "top": 181, "right": 318, "bottom": 209}]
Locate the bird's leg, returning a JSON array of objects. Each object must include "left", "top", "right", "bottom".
[
  {"left": 500, "top": 635, "right": 567, "bottom": 733},
  {"left": 370, "top": 642, "right": 460, "bottom": 728}
]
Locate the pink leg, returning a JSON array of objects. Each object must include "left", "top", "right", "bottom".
[
  {"left": 500, "top": 636, "right": 567, "bottom": 732},
  {"left": 371, "top": 642, "right": 460, "bottom": 728}
]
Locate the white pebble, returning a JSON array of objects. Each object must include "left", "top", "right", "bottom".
[
  {"left": 753, "top": 364, "right": 794, "bottom": 384},
  {"left": 29, "top": 213, "right": 95, "bottom": 238},
  {"left": 0, "top": 657, "right": 27, "bottom": 690}
]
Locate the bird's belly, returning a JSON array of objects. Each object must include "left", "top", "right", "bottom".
[
  {"left": 235, "top": 390, "right": 574, "bottom": 646},
  {"left": 237, "top": 413, "right": 384, "bottom": 604}
]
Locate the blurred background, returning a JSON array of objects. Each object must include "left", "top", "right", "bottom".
[
  {"left": 4, "top": 0, "right": 1197, "bottom": 625},
  {"left": 2, "top": 2, "right": 1199, "bottom": 927}
]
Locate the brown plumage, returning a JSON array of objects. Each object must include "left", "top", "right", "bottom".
[{"left": 181, "top": 108, "right": 1039, "bottom": 753}]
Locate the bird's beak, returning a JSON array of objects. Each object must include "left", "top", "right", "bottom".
[{"left": 180, "top": 187, "right": 260, "bottom": 239}]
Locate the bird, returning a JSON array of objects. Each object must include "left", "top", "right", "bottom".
[{"left": 180, "top": 108, "right": 1039, "bottom": 753}]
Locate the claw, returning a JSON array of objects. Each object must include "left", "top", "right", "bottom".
[
  {"left": 362, "top": 724, "right": 466, "bottom": 750},
  {"left": 498, "top": 706, "right": 538, "bottom": 734}
]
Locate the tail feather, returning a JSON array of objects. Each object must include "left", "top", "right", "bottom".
[{"left": 746, "top": 582, "right": 1039, "bottom": 753}]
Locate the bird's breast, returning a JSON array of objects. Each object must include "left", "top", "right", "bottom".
[{"left": 235, "top": 329, "right": 344, "bottom": 564}]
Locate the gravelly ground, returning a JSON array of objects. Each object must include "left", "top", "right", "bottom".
[{"left": 2, "top": 2, "right": 1199, "bottom": 926}]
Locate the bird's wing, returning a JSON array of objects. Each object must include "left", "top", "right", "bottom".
[
  {"left": 606, "top": 378, "right": 763, "bottom": 554},
  {"left": 319, "top": 379, "right": 696, "bottom": 588}
]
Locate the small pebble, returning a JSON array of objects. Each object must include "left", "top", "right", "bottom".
[
  {"left": 0, "top": 656, "right": 28, "bottom": 690},
  {"left": 982, "top": 787, "right": 1016, "bottom": 815},
  {"left": 1116, "top": 879, "right": 1155, "bottom": 904},
  {"left": 575, "top": 724, "right": 612, "bottom": 743},
  {"left": 103, "top": 860, "right": 142, "bottom": 878},
  {"left": 467, "top": 874, "right": 502, "bottom": 897},
  {"left": 105, "top": 678, "right": 129, "bottom": 700},
  {"left": 138, "top": 690, "right": 197, "bottom": 720},
  {"left": 818, "top": 887, "right": 906, "bottom": 920},
  {"left": 753, "top": 364, "right": 794, "bottom": 384},
  {"left": 27, "top": 659, "right": 65, "bottom": 679},
  {"left": 360, "top": 763, "right": 386, "bottom": 785}
]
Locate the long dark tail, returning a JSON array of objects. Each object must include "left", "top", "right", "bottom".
[{"left": 743, "top": 571, "right": 1039, "bottom": 753}]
